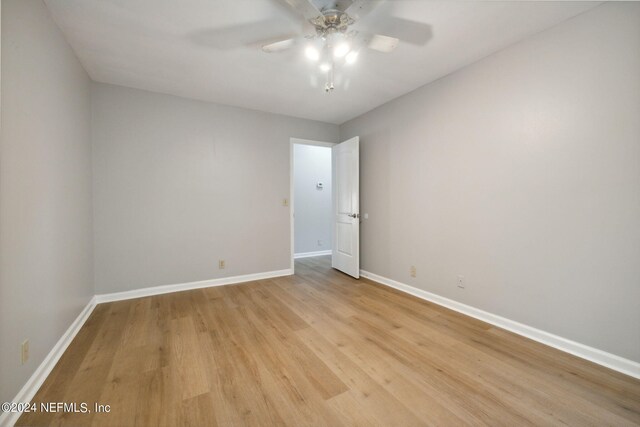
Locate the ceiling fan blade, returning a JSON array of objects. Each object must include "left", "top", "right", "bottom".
[
  {"left": 280, "top": 0, "right": 324, "bottom": 22},
  {"left": 374, "top": 17, "right": 432, "bottom": 46},
  {"left": 344, "top": 0, "right": 381, "bottom": 22},
  {"left": 262, "top": 38, "right": 296, "bottom": 53},
  {"left": 334, "top": 0, "right": 354, "bottom": 12},
  {"left": 357, "top": 33, "right": 399, "bottom": 53},
  {"left": 189, "top": 19, "right": 296, "bottom": 50}
]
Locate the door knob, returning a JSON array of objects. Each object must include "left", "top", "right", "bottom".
[{"left": 348, "top": 213, "right": 360, "bottom": 218}]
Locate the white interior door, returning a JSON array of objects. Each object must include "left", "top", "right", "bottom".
[{"left": 332, "top": 136, "right": 360, "bottom": 278}]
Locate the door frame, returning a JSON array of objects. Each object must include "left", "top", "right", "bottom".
[{"left": 289, "top": 137, "right": 336, "bottom": 273}]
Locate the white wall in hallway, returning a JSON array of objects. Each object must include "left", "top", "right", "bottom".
[{"left": 294, "top": 144, "right": 332, "bottom": 255}]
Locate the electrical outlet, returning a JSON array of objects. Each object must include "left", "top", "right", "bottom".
[
  {"left": 317, "top": 239, "right": 323, "bottom": 246},
  {"left": 219, "top": 260, "right": 225, "bottom": 269},
  {"left": 21, "top": 340, "right": 29, "bottom": 365},
  {"left": 457, "top": 275, "right": 465, "bottom": 289},
  {"left": 282, "top": 198, "right": 289, "bottom": 207},
  {"left": 410, "top": 265, "right": 417, "bottom": 278}
]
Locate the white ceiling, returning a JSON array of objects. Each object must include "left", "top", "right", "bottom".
[{"left": 44, "top": 0, "right": 601, "bottom": 124}]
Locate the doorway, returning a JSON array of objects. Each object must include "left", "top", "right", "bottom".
[
  {"left": 290, "top": 136, "right": 360, "bottom": 278},
  {"left": 290, "top": 138, "right": 335, "bottom": 271}
]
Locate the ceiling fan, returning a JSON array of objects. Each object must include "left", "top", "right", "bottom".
[{"left": 262, "top": 0, "right": 400, "bottom": 92}]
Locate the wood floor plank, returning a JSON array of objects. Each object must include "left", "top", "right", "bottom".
[
  {"left": 168, "top": 315, "right": 210, "bottom": 401},
  {"left": 240, "top": 284, "right": 349, "bottom": 400},
  {"left": 296, "top": 324, "right": 466, "bottom": 426},
  {"left": 16, "top": 255, "right": 640, "bottom": 426},
  {"left": 202, "top": 298, "right": 290, "bottom": 426},
  {"left": 235, "top": 305, "right": 347, "bottom": 426}
]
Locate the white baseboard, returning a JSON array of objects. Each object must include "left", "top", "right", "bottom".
[
  {"left": 360, "top": 270, "right": 640, "bottom": 380},
  {"left": 0, "top": 297, "right": 97, "bottom": 427},
  {"left": 294, "top": 250, "right": 332, "bottom": 259},
  {"left": 95, "top": 269, "right": 293, "bottom": 304}
]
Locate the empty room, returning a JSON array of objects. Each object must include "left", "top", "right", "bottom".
[{"left": 1, "top": 0, "right": 639, "bottom": 425}]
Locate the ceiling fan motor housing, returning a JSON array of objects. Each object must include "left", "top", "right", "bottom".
[{"left": 312, "top": 9, "right": 354, "bottom": 37}]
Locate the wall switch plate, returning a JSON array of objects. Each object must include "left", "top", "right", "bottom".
[
  {"left": 410, "top": 265, "right": 416, "bottom": 278},
  {"left": 457, "top": 275, "right": 465, "bottom": 289},
  {"left": 364, "top": 213, "right": 369, "bottom": 219},
  {"left": 21, "top": 340, "right": 29, "bottom": 365},
  {"left": 219, "top": 260, "right": 225, "bottom": 269}
]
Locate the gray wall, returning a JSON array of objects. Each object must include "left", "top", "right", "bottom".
[
  {"left": 294, "top": 144, "right": 333, "bottom": 255},
  {"left": 1, "top": 0, "right": 93, "bottom": 403},
  {"left": 340, "top": 2, "right": 640, "bottom": 362},
  {"left": 92, "top": 83, "right": 339, "bottom": 294}
]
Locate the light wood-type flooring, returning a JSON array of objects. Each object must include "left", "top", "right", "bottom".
[{"left": 17, "top": 256, "right": 640, "bottom": 426}]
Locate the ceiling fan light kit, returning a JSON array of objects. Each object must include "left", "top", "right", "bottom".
[
  {"left": 345, "top": 50, "right": 358, "bottom": 64},
  {"left": 333, "top": 41, "right": 351, "bottom": 58},
  {"left": 262, "top": 0, "right": 400, "bottom": 93},
  {"left": 305, "top": 45, "right": 320, "bottom": 61},
  {"left": 305, "top": 31, "right": 359, "bottom": 93}
]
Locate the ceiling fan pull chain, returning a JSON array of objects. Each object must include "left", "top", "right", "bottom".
[{"left": 325, "top": 62, "right": 335, "bottom": 93}]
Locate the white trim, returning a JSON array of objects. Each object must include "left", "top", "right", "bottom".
[
  {"left": 95, "top": 269, "right": 293, "bottom": 304},
  {"left": 290, "top": 137, "right": 336, "bottom": 273},
  {"left": 0, "top": 297, "right": 97, "bottom": 427},
  {"left": 360, "top": 270, "right": 640, "bottom": 380},
  {"left": 294, "top": 250, "right": 332, "bottom": 259},
  {"left": 290, "top": 137, "right": 336, "bottom": 148}
]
